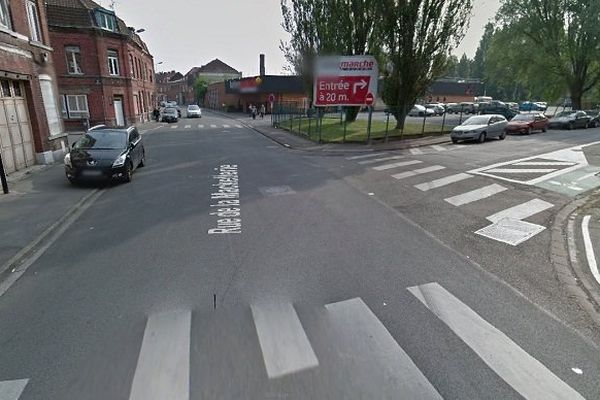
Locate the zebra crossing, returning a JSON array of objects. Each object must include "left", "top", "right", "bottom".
[
  {"left": 164, "top": 123, "right": 246, "bottom": 130},
  {"left": 1, "top": 282, "right": 587, "bottom": 399},
  {"left": 346, "top": 150, "right": 555, "bottom": 246}
]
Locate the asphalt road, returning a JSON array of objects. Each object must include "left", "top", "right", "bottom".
[{"left": 0, "top": 111, "right": 599, "bottom": 399}]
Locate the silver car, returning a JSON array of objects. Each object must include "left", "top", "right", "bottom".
[
  {"left": 186, "top": 104, "right": 202, "bottom": 118},
  {"left": 451, "top": 114, "right": 508, "bottom": 144}
]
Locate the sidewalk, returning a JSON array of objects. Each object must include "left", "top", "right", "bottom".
[
  {"left": 0, "top": 164, "right": 96, "bottom": 273},
  {"left": 210, "top": 110, "right": 451, "bottom": 153}
]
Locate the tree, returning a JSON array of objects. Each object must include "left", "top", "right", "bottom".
[
  {"left": 497, "top": 0, "right": 600, "bottom": 109},
  {"left": 445, "top": 54, "right": 459, "bottom": 77},
  {"left": 377, "top": 0, "right": 473, "bottom": 129},
  {"left": 456, "top": 53, "right": 471, "bottom": 78},
  {"left": 280, "top": 0, "right": 379, "bottom": 121},
  {"left": 471, "top": 22, "right": 494, "bottom": 79},
  {"left": 194, "top": 79, "right": 208, "bottom": 105}
]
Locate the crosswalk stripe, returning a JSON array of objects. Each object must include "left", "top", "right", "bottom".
[
  {"left": 184, "top": 125, "right": 191, "bottom": 129},
  {"left": 235, "top": 124, "right": 243, "bottom": 128},
  {"left": 514, "top": 161, "right": 575, "bottom": 166},
  {"left": 325, "top": 298, "right": 443, "bottom": 399},
  {"left": 486, "top": 198, "right": 553, "bottom": 223},
  {"left": 409, "top": 148, "right": 424, "bottom": 155},
  {"left": 414, "top": 172, "right": 472, "bottom": 191},
  {"left": 223, "top": 124, "right": 230, "bottom": 128},
  {"left": 346, "top": 152, "right": 388, "bottom": 160},
  {"left": 392, "top": 165, "right": 445, "bottom": 180},
  {"left": 210, "top": 124, "right": 217, "bottom": 128},
  {"left": 129, "top": 311, "right": 191, "bottom": 400},
  {"left": 445, "top": 183, "right": 508, "bottom": 206},
  {"left": 171, "top": 125, "right": 178, "bottom": 129},
  {"left": 431, "top": 145, "right": 447, "bottom": 152},
  {"left": 408, "top": 282, "right": 586, "bottom": 400},
  {"left": 198, "top": 124, "right": 204, "bottom": 128},
  {"left": 373, "top": 160, "right": 422, "bottom": 171},
  {"left": 0, "top": 379, "right": 29, "bottom": 400},
  {"left": 358, "top": 155, "right": 404, "bottom": 165},
  {"left": 485, "top": 168, "right": 557, "bottom": 174},
  {"left": 251, "top": 303, "right": 319, "bottom": 379}
]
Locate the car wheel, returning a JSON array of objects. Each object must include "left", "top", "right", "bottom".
[
  {"left": 123, "top": 161, "right": 133, "bottom": 183},
  {"left": 477, "top": 132, "right": 486, "bottom": 143},
  {"left": 542, "top": 126, "right": 547, "bottom": 132},
  {"left": 67, "top": 176, "right": 78, "bottom": 185},
  {"left": 568, "top": 122, "right": 574, "bottom": 130},
  {"left": 451, "top": 138, "right": 459, "bottom": 144},
  {"left": 419, "top": 112, "right": 424, "bottom": 117},
  {"left": 499, "top": 131, "right": 506, "bottom": 140},
  {"left": 526, "top": 127, "right": 532, "bottom": 135},
  {"left": 138, "top": 150, "right": 145, "bottom": 168}
]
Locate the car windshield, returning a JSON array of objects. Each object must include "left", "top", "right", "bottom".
[
  {"left": 75, "top": 130, "right": 126, "bottom": 149},
  {"left": 512, "top": 114, "right": 535, "bottom": 121},
  {"left": 188, "top": 105, "right": 200, "bottom": 110},
  {"left": 164, "top": 108, "right": 177, "bottom": 114},
  {"left": 462, "top": 116, "right": 490, "bottom": 125},
  {"left": 555, "top": 111, "right": 574, "bottom": 118}
]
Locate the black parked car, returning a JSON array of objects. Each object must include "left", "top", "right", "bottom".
[
  {"left": 161, "top": 107, "right": 179, "bottom": 123},
  {"left": 584, "top": 110, "right": 600, "bottom": 128},
  {"left": 548, "top": 110, "right": 591, "bottom": 130},
  {"left": 479, "top": 103, "right": 518, "bottom": 120},
  {"left": 64, "top": 125, "right": 145, "bottom": 184}
]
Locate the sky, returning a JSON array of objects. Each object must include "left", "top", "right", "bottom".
[{"left": 109, "top": 0, "right": 501, "bottom": 77}]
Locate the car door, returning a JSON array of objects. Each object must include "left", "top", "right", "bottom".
[
  {"left": 128, "top": 129, "right": 141, "bottom": 167},
  {"left": 575, "top": 112, "right": 587, "bottom": 128}
]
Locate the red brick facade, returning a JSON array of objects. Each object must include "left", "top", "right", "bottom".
[{"left": 1, "top": 0, "right": 65, "bottom": 170}]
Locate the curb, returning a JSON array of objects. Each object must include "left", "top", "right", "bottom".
[
  {"left": 550, "top": 190, "right": 600, "bottom": 326},
  {"left": 206, "top": 109, "right": 451, "bottom": 154}
]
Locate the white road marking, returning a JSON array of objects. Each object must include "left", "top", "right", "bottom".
[
  {"left": 414, "top": 173, "right": 472, "bottom": 191},
  {"left": 235, "top": 124, "right": 243, "bottom": 128},
  {"left": 582, "top": 215, "right": 600, "bottom": 285},
  {"left": 346, "top": 152, "right": 387, "bottom": 160},
  {"left": 576, "top": 172, "right": 600, "bottom": 182},
  {"left": 171, "top": 125, "right": 178, "bottom": 129},
  {"left": 485, "top": 168, "right": 557, "bottom": 174},
  {"left": 431, "top": 145, "right": 447, "bottom": 152},
  {"left": 409, "top": 148, "right": 424, "bottom": 155},
  {"left": 475, "top": 219, "right": 546, "bottom": 246},
  {"left": 445, "top": 184, "right": 507, "bottom": 206},
  {"left": 198, "top": 124, "right": 204, "bottom": 128},
  {"left": 184, "top": 125, "right": 191, "bottom": 129},
  {"left": 358, "top": 155, "right": 404, "bottom": 165},
  {"left": 486, "top": 198, "right": 553, "bottom": 224},
  {"left": 514, "top": 161, "right": 575, "bottom": 166},
  {"left": 409, "top": 282, "right": 586, "bottom": 400},
  {"left": 325, "top": 298, "right": 442, "bottom": 399},
  {"left": 223, "top": 124, "right": 230, "bottom": 128},
  {"left": 391, "top": 165, "right": 445, "bottom": 180},
  {"left": 372, "top": 160, "right": 422, "bottom": 171},
  {"left": 129, "top": 311, "right": 191, "bottom": 400},
  {"left": 0, "top": 379, "right": 29, "bottom": 400},
  {"left": 210, "top": 124, "right": 217, "bottom": 128},
  {"left": 251, "top": 303, "right": 318, "bottom": 379}
]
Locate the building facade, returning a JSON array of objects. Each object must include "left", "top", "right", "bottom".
[
  {"left": 183, "top": 59, "right": 241, "bottom": 104},
  {"left": 46, "top": 0, "right": 155, "bottom": 132},
  {"left": 155, "top": 70, "right": 184, "bottom": 104},
  {"left": 0, "top": 0, "right": 65, "bottom": 173}
]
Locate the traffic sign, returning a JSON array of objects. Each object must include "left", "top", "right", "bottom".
[
  {"left": 365, "top": 92, "right": 374, "bottom": 106},
  {"left": 313, "top": 55, "right": 378, "bottom": 107},
  {"left": 268, "top": 93, "right": 275, "bottom": 103}
]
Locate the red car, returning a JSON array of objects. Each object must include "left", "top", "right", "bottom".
[{"left": 505, "top": 113, "right": 548, "bottom": 134}]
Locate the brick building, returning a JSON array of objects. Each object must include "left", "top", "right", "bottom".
[
  {"left": 155, "top": 70, "right": 184, "bottom": 104},
  {"left": 46, "top": 0, "right": 155, "bottom": 131},
  {"left": 1, "top": 0, "right": 65, "bottom": 173},
  {"left": 183, "top": 59, "right": 241, "bottom": 104}
]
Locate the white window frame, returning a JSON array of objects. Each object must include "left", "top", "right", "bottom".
[
  {"left": 0, "top": 0, "right": 11, "bottom": 30},
  {"left": 107, "top": 50, "right": 119, "bottom": 76},
  {"left": 96, "top": 11, "right": 115, "bottom": 31},
  {"left": 62, "top": 94, "right": 89, "bottom": 119},
  {"left": 65, "top": 46, "right": 83, "bottom": 75},
  {"left": 26, "top": 0, "right": 42, "bottom": 42}
]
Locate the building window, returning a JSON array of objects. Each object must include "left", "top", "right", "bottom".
[
  {"left": 62, "top": 94, "right": 89, "bottom": 118},
  {"left": 26, "top": 0, "right": 42, "bottom": 42},
  {"left": 0, "top": 0, "right": 11, "bottom": 29},
  {"left": 107, "top": 50, "right": 119, "bottom": 76},
  {"left": 39, "top": 75, "right": 62, "bottom": 135},
  {"left": 96, "top": 11, "right": 115, "bottom": 31},
  {"left": 1, "top": 79, "right": 12, "bottom": 97},
  {"left": 65, "top": 46, "right": 83, "bottom": 74},
  {"left": 129, "top": 54, "right": 134, "bottom": 77},
  {"left": 12, "top": 81, "right": 22, "bottom": 97}
]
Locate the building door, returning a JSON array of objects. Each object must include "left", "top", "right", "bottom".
[
  {"left": 0, "top": 79, "right": 35, "bottom": 173},
  {"left": 113, "top": 97, "right": 125, "bottom": 126}
]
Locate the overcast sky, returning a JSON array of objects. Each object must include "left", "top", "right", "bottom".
[{"left": 110, "top": 0, "right": 501, "bottom": 76}]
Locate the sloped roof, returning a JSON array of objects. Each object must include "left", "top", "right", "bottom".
[{"left": 186, "top": 59, "right": 240, "bottom": 77}]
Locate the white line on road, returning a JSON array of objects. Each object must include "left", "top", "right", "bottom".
[
  {"left": 171, "top": 125, "right": 178, "bottom": 129},
  {"left": 210, "top": 124, "right": 217, "bottom": 128},
  {"left": 409, "top": 148, "right": 424, "bottom": 155},
  {"left": 346, "top": 152, "right": 387, "bottom": 160},
  {"left": 251, "top": 303, "right": 319, "bottom": 379},
  {"left": 235, "top": 124, "right": 243, "bottom": 128},
  {"left": 431, "top": 145, "right": 447, "bottom": 152},
  {"left": 358, "top": 155, "right": 404, "bottom": 165},
  {"left": 408, "top": 282, "right": 586, "bottom": 400},
  {"left": 514, "top": 161, "right": 575, "bottom": 166},
  {"left": 485, "top": 168, "right": 558, "bottom": 174},
  {"left": 372, "top": 160, "right": 422, "bottom": 171},
  {"left": 325, "top": 298, "right": 442, "bottom": 399},
  {"left": 582, "top": 215, "right": 600, "bottom": 285},
  {"left": 576, "top": 171, "right": 600, "bottom": 182},
  {"left": 476, "top": 219, "right": 546, "bottom": 246},
  {"left": 198, "top": 124, "right": 204, "bottom": 128},
  {"left": 391, "top": 165, "right": 445, "bottom": 180},
  {"left": 184, "top": 125, "right": 191, "bottom": 129},
  {"left": 0, "top": 379, "right": 29, "bottom": 400},
  {"left": 223, "top": 124, "right": 230, "bottom": 128},
  {"left": 414, "top": 173, "right": 472, "bottom": 191},
  {"left": 486, "top": 198, "right": 553, "bottom": 223},
  {"left": 129, "top": 311, "right": 191, "bottom": 400},
  {"left": 445, "top": 184, "right": 507, "bottom": 206}
]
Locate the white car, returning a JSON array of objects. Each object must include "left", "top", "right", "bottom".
[
  {"left": 409, "top": 105, "right": 435, "bottom": 117},
  {"left": 451, "top": 114, "right": 508, "bottom": 144},
  {"left": 187, "top": 104, "right": 202, "bottom": 118},
  {"left": 425, "top": 103, "right": 445, "bottom": 115}
]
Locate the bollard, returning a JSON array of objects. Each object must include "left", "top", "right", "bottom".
[
  {"left": 440, "top": 110, "right": 446, "bottom": 134},
  {"left": 385, "top": 111, "right": 390, "bottom": 143}
]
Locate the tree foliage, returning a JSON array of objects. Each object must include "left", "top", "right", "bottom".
[
  {"left": 456, "top": 54, "right": 471, "bottom": 78},
  {"left": 496, "top": 0, "right": 600, "bottom": 109},
  {"left": 194, "top": 79, "right": 208, "bottom": 105},
  {"left": 377, "top": 0, "right": 472, "bottom": 128}
]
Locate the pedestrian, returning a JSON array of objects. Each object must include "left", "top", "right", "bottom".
[
  {"left": 152, "top": 106, "right": 160, "bottom": 122},
  {"left": 260, "top": 104, "right": 265, "bottom": 119},
  {"left": 252, "top": 105, "right": 257, "bottom": 120},
  {"left": 248, "top": 104, "right": 253, "bottom": 118}
]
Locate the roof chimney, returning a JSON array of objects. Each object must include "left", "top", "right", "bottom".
[{"left": 259, "top": 54, "right": 265, "bottom": 76}]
